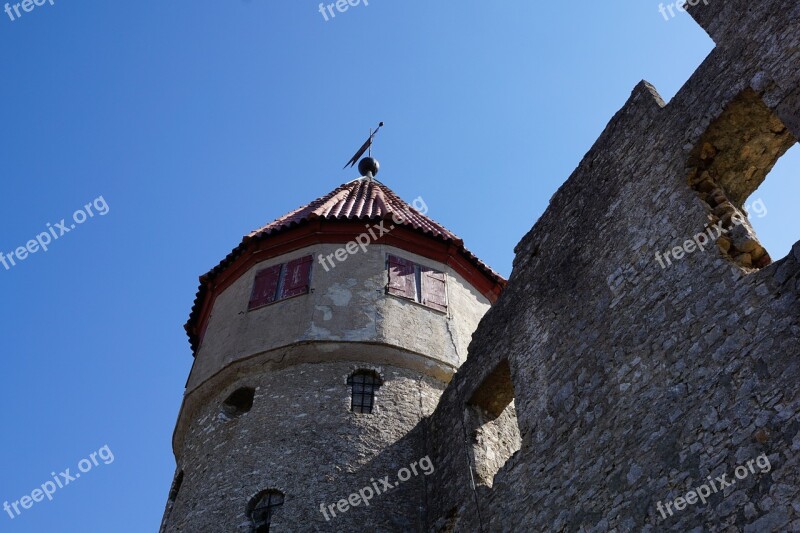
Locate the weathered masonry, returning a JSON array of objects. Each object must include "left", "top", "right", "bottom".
[
  {"left": 160, "top": 175, "right": 505, "bottom": 532},
  {"left": 162, "top": 1, "right": 800, "bottom": 531},
  {"left": 425, "top": 1, "right": 800, "bottom": 531}
]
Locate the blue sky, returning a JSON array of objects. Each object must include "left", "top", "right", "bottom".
[{"left": 0, "top": 1, "right": 797, "bottom": 531}]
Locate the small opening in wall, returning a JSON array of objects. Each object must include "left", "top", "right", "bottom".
[
  {"left": 348, "top": 370, "right": 382, "bottom": 414},
  {"left": 687, "top": 88, "right": 798, "bottom": 269},
  {"left": 247, "top": 490, "right": 284, "bottom": 533},
  {"left": 222, "top": 387, "right": 255, "bottom": 419},
  {"left": 464, "top": 360, "right": 522, "bottom": 488}
]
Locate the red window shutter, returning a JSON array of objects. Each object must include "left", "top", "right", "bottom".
[
  {"left": 387, "top": 255, "right": 416, "bottom": 300},
  {"left": 281, "top": 255, "right": 313, "bottom": 299},
  {"left": 421, "top": 267, "right": 447, "bottom": 312},
  {"left": 248, "top": 264, "right": 282, "bottom": 309}
]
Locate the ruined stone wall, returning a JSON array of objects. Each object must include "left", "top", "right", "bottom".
[
  {"left": 464, "top": 403, "right": 521, "bottom": 489},
  {"left": 426, "top": 1, "right": 800, "bottom": 531}
]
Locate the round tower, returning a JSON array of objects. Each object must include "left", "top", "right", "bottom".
[{"left": 160, "top": 168, "right": 505, "bottom": 532}]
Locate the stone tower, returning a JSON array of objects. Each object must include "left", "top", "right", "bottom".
[{"left": 160, "top": 169, "right": 505, "bottom": 532}]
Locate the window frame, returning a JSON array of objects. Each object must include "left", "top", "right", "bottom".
[
  {"left": 248, "top": 255, "right": 313, "bottom": 311},
  {"left": 347, "top": 370, "right": 383, "bottom": 415},
  {"left": 248, "top": 490, "right": 285, "bottom": 533},
  {"left": 386, "top": 254, "right": 448, "bottom": 313}
]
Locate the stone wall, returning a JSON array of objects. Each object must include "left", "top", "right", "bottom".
[
  {"left": 426, "top": 1, "right": 800, "bottom": 531},
  {"left": 163, "top": 361, "right": 443, "bottom": 532}
]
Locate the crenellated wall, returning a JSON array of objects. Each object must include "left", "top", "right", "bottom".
[
  {"left": 426, "top": 1, "right": 800, "bottom": 530},
  {"left": 162, "top": 2, "right": 800, "bottom": 530}
]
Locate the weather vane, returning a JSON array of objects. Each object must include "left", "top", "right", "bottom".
[{"left": 343, "top": 122, "right": 384, "bottom": 177}]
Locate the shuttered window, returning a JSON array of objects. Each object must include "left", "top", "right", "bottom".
[
  {"left": 248, "top": 256, "right": 313, "bottom": 310},
  {"left": 387, "top": 255, "right": 416, "bottom": 300},
  {"left": 248, "top": 265, "right": 282, "bottom": 310},
  {"left": 421, "top": 267, "right": 448, "bottom": 312},
  {"left": 281, "top": 256, "right": 313, "bottom": 299},
  {"left": 386, "top": 254, "right": 448, "bottom": 312}
]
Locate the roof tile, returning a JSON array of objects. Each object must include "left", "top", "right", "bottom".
[{"left": 246, "top": 177, "right": 460, "bottom": 242}]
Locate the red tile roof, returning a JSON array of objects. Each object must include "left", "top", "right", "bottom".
[
  {"left": 247, "top": 177, "right": 460, "bottom": 242},
  {"left": 185, "top": 177, "right": 505, "bottom": 353}
]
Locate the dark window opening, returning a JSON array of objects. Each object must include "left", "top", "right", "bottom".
[
  {"left": 687, "top": 88, "right": 798, "bottom": 269},
  {"left": 464, "top": 360, "right": 522, "bottom": 488},
  {"left": 387, "top": 254, "right": 447, "bottom": 312},
  {"left": 249, "top": 255, "right": 313, "bottom": 310},
  {"left": 222, "top": 387, "right": 255, "bottom": 419},
  {"left": 348, "top": 370, "right": 382, "bottom": 414},
  {"left": 247, "top": 490, "right": 284, "bottom": 533}
]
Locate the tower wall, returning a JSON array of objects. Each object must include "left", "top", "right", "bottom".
[
  {"left": 187, "top": 243, "right": 491, "bottom": 393},
  {"left": 165, "top": 238, "right": 496, "bottom": 531},
  {"left": 162, "top": 360, "right": 443, "bottom": 532}
]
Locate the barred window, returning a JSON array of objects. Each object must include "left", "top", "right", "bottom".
[
  {"left": 248, "top": 490, "right": 284, "bottom": 533},
  {"left": 347, "top": 370, "right": 382, "bottom": 414}
]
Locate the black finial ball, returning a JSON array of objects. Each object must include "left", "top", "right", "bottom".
[{"left": 358, "top": 157, "right": 380, "bottom": 177}]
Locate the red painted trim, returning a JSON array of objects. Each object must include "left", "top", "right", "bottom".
[{"left": 191, "top": 220, "right": 505, "bottom": 351}]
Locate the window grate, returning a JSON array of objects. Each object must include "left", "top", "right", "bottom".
[
  {"left": 348, "top": 371, "right": 382, "bottom": 414},
  {"left": 248, "top": 491, "right": 284, "bottom": 533}
]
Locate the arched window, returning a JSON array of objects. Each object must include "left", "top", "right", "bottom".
[
  {"left": 347, "top": 370, "right": 382, "bottom": 414},
  {"left": 247, "top": 490, "right": 284, "bottom": 533}
]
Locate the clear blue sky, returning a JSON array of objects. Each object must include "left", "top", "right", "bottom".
[{"left": 0, "top": 1, "right": 797, "bottom": 531}]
